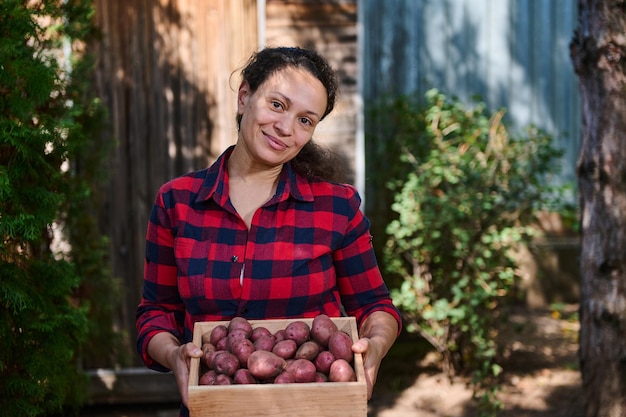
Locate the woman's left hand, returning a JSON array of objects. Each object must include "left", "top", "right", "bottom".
[
  {"left": 351, "top": 311, "right": 400, "bottom": 400},
  {"left": 352, "top": 336, "right": 384, "bottom": 400}
]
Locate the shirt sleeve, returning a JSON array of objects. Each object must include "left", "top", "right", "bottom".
[
  {"left": 135, "top": 187, "right": 185, "bottom": 372},
  {"left": 333, "top": 185, "right": 403, "bottom": 334}
]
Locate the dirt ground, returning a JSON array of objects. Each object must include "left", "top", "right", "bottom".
[
  {"left": 368, "top": 304, "right": 583, "bottom": 417},
  {"left": 81, "top": 305, "right": 582, "bottom": 417}
]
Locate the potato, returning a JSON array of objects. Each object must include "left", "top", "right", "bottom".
[
  {"left": 285, "top": 358, "right": 317, "bottom": 383},
  {"left": 274, "top": 329, "right": 287, "bottom": 342},
  {"left": 314, "top": 350, "right": 336, "bottom": 374},
  {"left": 247, "top": 350, "right": 286, "bottom": 380},
  {"left": 273, "top": 371, "right": 296, "bottom": 384},
  {"left": 226, "top": 329, "right": 249, "bottom": 351},
  {"left": 204, "top": 349, "right": 220, "bottom": 370},
  {"left": 328, "top": 331, "right": 354, "bottom": 363},
  {"left": 201, "top": 343, "right": 217, "bottom": 368},
  {"left": 228, "top": 317, "right": 252, "bottom": 337},
  {"left": 250, "top": 326, "right": 272, "bottom": 342},
  {"left": 310, "top": 314, "right": 339, "bottom": 347},
  {"left": 215, "top": 336, "right": 228, "bottom": 351},
  {"left": 328, "top": 358, "right": 356, "bottom": 382},
  {"left": 272, "top": 339, "right": 297, "bottom": 359},
  {"left": 284, "top": 320, "right": 310, "bottom": 346},
  {"left": 233, "top": 368, "right": 257, "bottom": 384},
  {"left": 199, "top": 369, "right": 218, "bottom": 385},
  {"left": 315, "top": 371, "right": 329, "bottom": 382},
  {"left": 295, "top": 340, "right": 321, "bottom": 361},
  {"left": 209, "top": 324, "right": 228, "bottom": 346},
  {"left": 214, "top": 373, "right": 233, "bottom": 385},
  {"left": 253, "top": 334, "right": 276, "bottom": 351},
  {"left": 213, "top": 351, "right": 240, "bottom": 376},
  {"left": 230, "top": 338, "right": 255, "bottom": 367},
  {"left": 201, "top": 342, "right": 216, "bottom": 355}
]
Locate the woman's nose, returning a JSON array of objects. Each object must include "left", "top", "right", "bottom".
[{"left": 274, "top": 115, "right": 294, "bottom": 136}]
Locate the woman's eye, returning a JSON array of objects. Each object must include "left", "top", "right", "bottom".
[
  {"left": 271, "top": 101, "right": 283, "bottom": 110},
  {"left": 299, "top": 117, "right": 312, "bottom": 126}
]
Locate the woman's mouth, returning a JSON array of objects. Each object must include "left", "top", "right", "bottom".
[{"left": 265, "top": 134, "right": 288, "bottom": 150}]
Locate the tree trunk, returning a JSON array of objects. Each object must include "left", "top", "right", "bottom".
[{"left": 570, "top": 1, "right": 626, "bottom": 415}]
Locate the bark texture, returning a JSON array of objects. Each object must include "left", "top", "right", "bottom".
[{"left": 570, "top": 1, "right": 626, "bottom": 415}]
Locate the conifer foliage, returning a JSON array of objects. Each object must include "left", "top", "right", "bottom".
[{"left": 0, "top": 1, "right": 101, "bottom": 415}]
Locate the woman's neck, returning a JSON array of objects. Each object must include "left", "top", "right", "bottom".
[{"left": 227, "top": 144, "right": 283, "bottom": 185}]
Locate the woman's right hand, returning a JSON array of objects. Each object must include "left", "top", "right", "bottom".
[
  {"left": 168, "top": 342, "right": 204, "bottom": 406},
  {"left": 148, "top": 333, "right": 203, "bottom": 407}
]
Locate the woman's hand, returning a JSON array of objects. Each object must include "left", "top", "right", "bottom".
[
  {"left": 147, "top": 333, "right": 203, "bottom": 407},
  {"left": 351, "top": 311, "right": 399, "bottom": 400}
]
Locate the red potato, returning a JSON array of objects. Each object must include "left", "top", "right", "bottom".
[
  {"left": 247, "top": 350, "right": 286, "bottom": 380},
  {"left": 328, "top": 358, "right": 356, "bottom": 382},
  {"left": 250, "top": 326, "right": 272, "bottom": 342},
  {"left": 209, "top": 325, "right": 228, "bottom": 346},
  {"left": 310, "top": 314, "right": 339, "bottom": 347},
  {"left": 215, "top": 336, "right": 228, "bottom": 351},
  {"left": 285, "top": 358, "right": 317, "bottom": 383},
  {"left": 226, "top": 329, "right": 249, "bottom": 351},
  {"left": 315, "top": 371, "right": 329, "bottom": 382},
  {"left": 201, "top": 343, "right": 216, "bottom": 368},
  {"left": 284, "top": 320, "right": 310, "bottom": 346},
  {"left": 233, "top": 368, "right": 258, "bottom": 384},
  {"left": 204, "top": 349, "right": 220, "bottom": 370},
  {"left": 228, "top": 317, "right": 253, "bottom": 337},
  {"left": 213, "top": 351, "right": 240, "bottom": 376},
  {"left": 314, "top": 350, "right": 336, "bottom": 374},
  {"left": 273, "top": 371, "right": 296, "bottom": 384},
  {"left": 230, "top": 338, "right": 255, "bottom": 367},
  {"left": 274, "top": 329, "right": 287, "bottom": 342},
  {"left": 201, "top": 342, "right": 216, "bottom": 355},
  {"left": 295, "top": 340, "right": 321, "bottom": 361},
  {"left": 328, "top": 331, "right": 354, "bottom": 363},
  {"left": 214, "top": 373, "right": 233, "bottom": 385},
  {"left": 253, "top": 334, "right": 276, "bottom": 351},
  {"left": 199, "top": 369, "right": 218, "bottom": 385},
  {"left": 272, "top": 339, "right": 297, "bottom": 359}
]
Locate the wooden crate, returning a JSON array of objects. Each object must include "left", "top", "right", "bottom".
[{"left": 188, "top": 317, "right": 367, "bottom": 417}]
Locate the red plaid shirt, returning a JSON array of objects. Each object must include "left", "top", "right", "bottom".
[{"left": 136, "top": 146, "right": 401, "bottom": 371}]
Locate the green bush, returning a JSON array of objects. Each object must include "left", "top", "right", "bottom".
[
  {"left": 0, "top": 1, "right": 108, "bottom": 415},
  {"left": 370, "top": 90, "right": 564, "bottom": 415}
]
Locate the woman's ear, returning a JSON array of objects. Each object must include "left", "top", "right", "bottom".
[{"left": 237, "top": 81, "right": 251, "bottom": 115}]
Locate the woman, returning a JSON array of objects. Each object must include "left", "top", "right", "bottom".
[{"left": 136, "top": 46, "right": 401, "bottom": 415}]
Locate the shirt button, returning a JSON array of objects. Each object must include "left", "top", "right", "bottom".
[{"left": 231, "top": 255, "right": 238, "bottom": 263}]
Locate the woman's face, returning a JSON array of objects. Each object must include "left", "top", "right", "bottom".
[{"left": 236, "top": 66, "right": 328, "bottom": 167}]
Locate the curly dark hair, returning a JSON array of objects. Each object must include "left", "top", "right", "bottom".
[{"left": 236, "top": 47, "right": 345, "bottom": 183}]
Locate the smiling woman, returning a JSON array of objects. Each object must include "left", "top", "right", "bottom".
[{"left": 135, "top": 46, "right": 402, "bottom": 417}]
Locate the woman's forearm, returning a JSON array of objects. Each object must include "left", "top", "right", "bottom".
[{"left": 147, "top": 331, "right": 182, "bottom": 371}]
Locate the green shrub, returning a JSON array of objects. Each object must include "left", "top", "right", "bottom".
[
  {"left": 0, "top": 1, "right": 107, "bottom": 415},
  {"left": 371, "top": 90, "right": 564, "bottom": 416}
]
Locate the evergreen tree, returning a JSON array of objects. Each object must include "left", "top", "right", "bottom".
[{"left": 0, "top": 1, "right": 104, "bottom": 415}]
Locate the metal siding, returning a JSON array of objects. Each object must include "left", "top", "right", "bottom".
[{"left": 361, "top": 0, "right": 580, "bottom": 186}]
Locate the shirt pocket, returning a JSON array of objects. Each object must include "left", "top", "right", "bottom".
[{"left": 174, "top": 237, "right": 212, "bottom": 299}]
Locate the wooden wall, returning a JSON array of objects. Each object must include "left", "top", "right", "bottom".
[{"left": 92, "top": 0, "right": 258, "bottom": 364}]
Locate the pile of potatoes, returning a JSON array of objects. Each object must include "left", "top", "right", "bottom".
[{"left": 198, "top": 314, "right": 357, "bottom": 386}]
